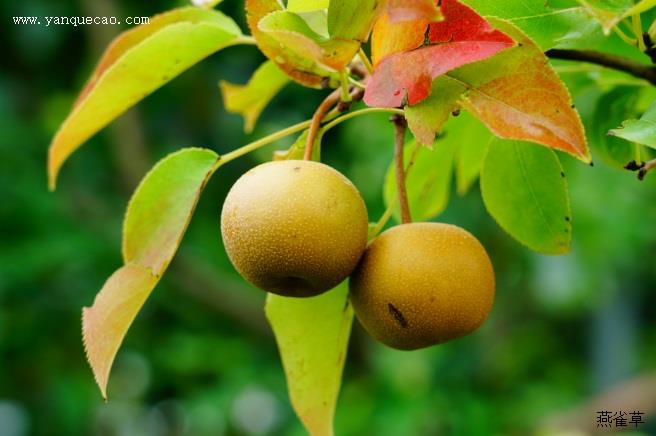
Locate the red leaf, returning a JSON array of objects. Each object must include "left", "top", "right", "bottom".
[{"left": 365, "top": 0, "right": 514, "bottom": 108}]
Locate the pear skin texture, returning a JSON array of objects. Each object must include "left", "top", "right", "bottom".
[
  {"left": 221, "top": 160, "right": 369, "bottom": 297},
  {"left": 349, "top": 223, "right": 495, "bottom": 350}
]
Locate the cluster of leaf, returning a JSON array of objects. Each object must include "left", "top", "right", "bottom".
[{"left": 46, "top": 0, "right": 656, "bottom": 434}]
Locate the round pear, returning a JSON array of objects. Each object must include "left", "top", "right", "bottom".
[
  {"left": 221, "top": 160, "right": 368, "bottom": 297},
  {"left": 349, "top": 222, "right": 495, "bottom": 350}
]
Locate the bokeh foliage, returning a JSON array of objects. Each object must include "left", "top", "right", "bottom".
[{"left": 1, "top": 0, "right": 656, "bottom": 435}]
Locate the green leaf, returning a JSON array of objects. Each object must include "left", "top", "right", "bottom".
[
  {"left": 265, "top": 283, "right": 353, "bottom": 436},
  {"left": 327, "top": 0, "right": 379, "bottom": 42},
  {"left": 591, "top": 87, "right": 642, "bottom": 168},
  {"left": 448, "top": 112, "right": 494, "bottom": 195},
  {"left": 220, "top": 61, "right": 290, "bottom": 133},
  {"left": 84, "top": 148, "right": 219, "bottom": 399},
  {"left": 461, "top": 0, "right": 601, "bottom": 50},
  {"left": 48, "top": 7, "right": 242, "bottom": 189},
  {"left": 123, "top": 148, "right": 219, "bottom": 273},
  {"left": 384, "top": 140, "right": 457, "bottom": 222},
  {"left": 609, "top": 100, "right": 656, "bottom": 150},
  {"left": 83, "top": 263, "right": 158, "bottom": 399},
  {"left": 481, "top": 139, "right": 572, "bottom": 255},
  {"left": 405, "top": 76, "right": 466, "bottom": 146},
  {"left": 287, "top": 0, "right": 329, "bottom": 13}
]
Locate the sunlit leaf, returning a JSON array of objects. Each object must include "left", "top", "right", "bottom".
[
  {"left": 384, "top": 140, "right": 457, "bottom": 222},
  {"left": 48, "top": 7, "right": 242, "bottom": 189},
  {"left": 83, "top": 148, "right": 219, "bottom": 399},
  {"left": 287, "top": 0, "right": 329, "bottom": 13},
  {"left": 481, "top": 139, "right": 572, "bottom": 255},
  {"left": 258, "top": 10, "right": 359, "bottom": 71},
  {"left": 265, "top": 284, "right": 353, "bottom": 436},
  {"left": 365, "top": 0, "right": 515, "bottom": 108},
  {"left": 246, "top": 0, "right": 338, "bottom": 88},
  {"left": 220, "top": 61, "right": 290, "bottom": 133},
  {"left": 449, "top": 18, "right": 590, "bottom": 162},
  {"left": 82, "top": 263, "right": 158, "bottom": 399},
  {"left": 123, "top": 148, "right": 219, "bottom": 273},
  {"left": 610, "top": 99, "right": 656, "bottom": 150}
]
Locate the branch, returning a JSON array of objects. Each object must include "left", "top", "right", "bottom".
[
  {"left": 392, "top": 114, "right": 412, "bottom": 224},
  {"left": 546, "top": 49, "right": 656, "bottom": 85}
]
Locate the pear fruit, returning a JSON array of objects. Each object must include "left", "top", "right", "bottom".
[
  {"left": 349, "top": 223, "right": 495, "bottom": 350},
  {"left": 221, "top": 160, "right": 368, "bottom": 297}
]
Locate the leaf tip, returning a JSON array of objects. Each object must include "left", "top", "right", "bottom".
[{"left": 82, "top": 306, "right": 109, "bottom": 400}]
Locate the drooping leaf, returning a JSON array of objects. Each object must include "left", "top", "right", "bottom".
[
  {"left": 82, "top": 263, "right": 158, "bottom": 399},
  {"left": 404, "top": 76, "right": 466, "bottom": 146},
  {"left": 287, "top": 0, "right": 329, "bottom": 13},
  {"left": 258, "top": 10, "right": 360, "bottom": 71},
  {"left": 84, "top": 148, "right": 219, "bottom": 398},
  {"left": 123, "top": 148, "right": 219, "bottom": 273},
  {"left": 327, "top": 0, "right": 380, "bottom": 42},
  {"left": 220, "top": 61, "right": 290, "bottom": 133},
  {"left": 246, "top": 0, "right": 339, "bottom": 88},
  {"left": 609, "top": 99, "right": 656, "bottom": 150},
  {"left": 48, "top": 7, "right": 242, "bottom": 189},
  {"left": 481, "top": 139, "right": 572, "bottom": 255},
  {"left": 265, "top": 284, "right": 353, "bottom": 436},
  {"left": 461, "top": 0, "right": 601, "bottom": 50},
  {"left": 449, "top": 18, "right": 590, "bottom": 162},
  {"left": 384, "top": 140, "right": 457, "bottom": 222},
  {"left": 364, "top": 0, "right": 515, "bottom": 108}
]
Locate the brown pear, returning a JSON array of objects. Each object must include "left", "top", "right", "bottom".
[
  {"left": 350, "top": 222, "right": 495, "bottom": 350},
  {"left": 221, "top": 160, "right": 368, "bottom": 297}
]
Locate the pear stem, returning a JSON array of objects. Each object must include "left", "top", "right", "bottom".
[{"left": 392, "top": 114, "right": 412, "bottom": 224}]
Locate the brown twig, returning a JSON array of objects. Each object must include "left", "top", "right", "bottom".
[
  {"left": 392, "top": 114, "right": 412, "bottom": 224},
  {"left": 546, "top": 49, "right": 656, "bottom": 85},
  {"left": 639, "top": 159, "right": 656, "bottom": 180},
  {"left": 303, "top": 85, "right": 367, "bottom": 161},
  {"left": 304, "top": 89, "right": 342, "bottom": 160}
]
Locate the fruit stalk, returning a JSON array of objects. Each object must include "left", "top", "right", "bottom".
[{"left": 392, "top": 114, "right": 412, "bottom": 224}]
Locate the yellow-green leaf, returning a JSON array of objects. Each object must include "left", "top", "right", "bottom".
[
  {"left": 83, "top": 148, "right": 219, "bottom": 399},
  {"left": 266, "top": 283, "right": 353, "bottom": 436},
  {"left": 220, "top": 61, "right": 290, "bottom": 133},
  {"left": 48, "top": 7, "right": 242, "bottom": 189},
  {"left": 287, "top": 0, "right": 329, "bottom": 13},
  {"left": 123, "top": 148, "right": 219, "bottom": 273},
  {"left": 82, "top": 263, "right": 158, "bottom": 399}
]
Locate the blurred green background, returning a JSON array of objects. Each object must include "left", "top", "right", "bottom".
[{"left": 1, "top": 0, "right": 656, "bottom": 435}]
